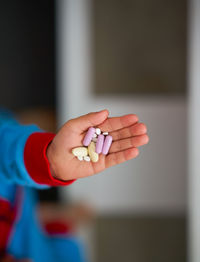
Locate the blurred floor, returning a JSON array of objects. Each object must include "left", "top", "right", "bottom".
[{"left": 95, "top": 215, "right": 186, "bottom": 262}]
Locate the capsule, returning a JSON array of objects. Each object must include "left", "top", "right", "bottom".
[
  {"left": 83, "top": 127, "right": 95, "bottom": 146},
  {"left": 102, "top": 135, "right": 112, "bottom": 155},
  {"left": 88, "top": 142, "right": 99, "bottom": 162},
  {"left": 95, "top": 134, "right": 105, "bottom": 154}
]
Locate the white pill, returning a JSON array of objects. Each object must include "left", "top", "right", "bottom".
[
  {"left": 92, "top": 137, "right": 97, "bottom": 142},
  {"left": 84, "top": 156, "right": 91, "bottom": 162},
  {"left": 103, "top": 132, "right": 109, "bottom": 135},
  {"left": 88, "top": 142, "right": 99, "bottom": 162},
  {"left": 95, "top": 128, "right": 101, "bottom": 135},
  {"left": 93, "top": 133, "right": 97, "bottom": 138},
  {"left": 77, "top": 156, "right": 83, "bottom": 161},
  {"left": 72, "top": 147, "right": 88, "bottom": 157}
]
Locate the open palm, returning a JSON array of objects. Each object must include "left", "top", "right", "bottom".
[{"left": 47, "top": 110, "right": 149, "bottom": 181}]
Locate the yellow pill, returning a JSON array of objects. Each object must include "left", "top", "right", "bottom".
[{"left": 88, "top": 142, "right": 99, "bottom": 162}]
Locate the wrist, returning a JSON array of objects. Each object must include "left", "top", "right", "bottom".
[
  {"left": 25, "top": 132, "right": 75, "bottom": 186},
  {"left": 46, "top": 141, "right": 57, "bottom": 179},
  {"left": 45, "top": 138, "right": 76, "bottom": 185}
]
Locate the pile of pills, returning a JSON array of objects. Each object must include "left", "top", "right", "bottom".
[{"left": 72, "top": 127, "right": 113, "bottom": 162}]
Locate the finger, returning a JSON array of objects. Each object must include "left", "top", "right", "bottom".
[
  {"left": 98, "top": 114, "right": 138, "bottom": 133},
  {"left": 109, "top": 134, "right": 149, "bottom": 153},
  {"left": 105, "top": 147, "right": 139, "bottom": 168},
  {"left": 110, "top": 123, "right": 147, "bottom": 141},
  {"left": 69, "top": 110, "right": 109, "bottom": 132}
]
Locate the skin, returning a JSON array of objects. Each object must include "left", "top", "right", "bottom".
[{"left": 46, "top": 109, "right": 149, "bottom": 181}]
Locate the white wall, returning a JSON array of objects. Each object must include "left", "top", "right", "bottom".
[{"left": 56, "top": 0, "right": 187, "bottom": 215}]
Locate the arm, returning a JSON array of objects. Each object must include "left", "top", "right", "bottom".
[
  {"left": 0, "top": 114, "right": 73, "bottom": 188},
  {"left": 0, "top": 109, "right": 148, "bottom": 187},
  {"left": 46, "top": 109, "right": 149, "bottom": 181}
]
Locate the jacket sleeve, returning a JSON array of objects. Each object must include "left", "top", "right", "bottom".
[{"left": 0, "top": 119, "right": 75, "bottom": 189}]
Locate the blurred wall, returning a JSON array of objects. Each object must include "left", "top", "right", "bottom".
[
  {"left": 93, "top": 0, "right": 186, "bottom": 95},
  {"left": 188, "top": 0, "right": 200, "bottom": 261},
  {"left": 0, "top": 0, "right": 55, "bottom": 110},
  {"left": 57, "top": 0, "right": 187, "bottom": 215},
  {"left": 56, "top": 1, "right": 187, "bottom": 261}
]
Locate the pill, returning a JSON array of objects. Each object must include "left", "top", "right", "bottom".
[
  {"left": 84, "top": 156, "right": 91, "bottom": 162},
  {"left": 95, "top": 134, "right": 104, "bottom": 154},
  {"left": 92, "top": 137, "right": 97, "bottom": 142},
  {"left": 103, "top": 132, "right": 109, "bottom": 135},
  {"left": 93, "top": 133, "right": 97, "bottom": 138},
  {"left": 72, "top": 147, "right": 88, "bottom": 157},
  {"left": 83, "top": 127, "right": 96, "bottom": 146},
  {"left": 77, "top": 156, "right": 83, "bottom": 161},
  {"left": 102, "top": 135, "right": 113, "bottom": 155},
  {"left": 88, "top": 142, "right": 99, "bottom": 162},
  {"left": 95, "top": 128, "right": 101, "bottom": 135}
]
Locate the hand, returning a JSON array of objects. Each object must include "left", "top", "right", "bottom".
[{"left": 46, "top": 110, "right": 149, "bottom": 181}]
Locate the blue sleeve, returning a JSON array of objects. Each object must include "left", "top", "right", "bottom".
[{"left": 0, "top": 118, "right": 49, "bottom": 189}]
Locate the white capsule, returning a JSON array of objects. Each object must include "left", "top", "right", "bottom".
[
  {"left": 77, "top": 156, "right": 83, "bottom": 161},
  {"left": 72, "top": 147, "right": 88, "bottom": 157},
  {"left": 93, "top": 133, "right": 97, "bottom": 138},
  {"left": 103, "top": 132, "right": 109, "bottom": 135},
  {"left": 92, "top": 137, "right": 97, "bottom": 142},
  {"left": 84, "top": 156, "right": 91, "bottom": 162},
  {"left": 95, "top": 128, "right": 101, "bottom": 135}
]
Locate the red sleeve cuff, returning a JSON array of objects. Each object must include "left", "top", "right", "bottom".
[
  {"left": 44, "top": 220, "right": 74, "bottom": 235},
  {"left": 24, "top": 132, "right": 75, "bottom": 186}
]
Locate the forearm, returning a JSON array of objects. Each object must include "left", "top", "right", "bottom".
[{"left": 0, "top": 120, "right": 73, "bottom": 188}]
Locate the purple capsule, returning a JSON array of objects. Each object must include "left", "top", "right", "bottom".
[
  {"left": 95, "top": 134, "right": 104, "bottom": 154},
  {"left": 83, "top": 127, "right": 95, "bottom": 146},
  {"left": 102, "top": 135, "right": 112, "bottom": 155}
]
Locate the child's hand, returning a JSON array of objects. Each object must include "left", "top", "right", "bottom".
[{"left": 46, "top": 110, "right": 149, "bottom": 181}]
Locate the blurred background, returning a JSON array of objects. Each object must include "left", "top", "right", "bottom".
[{"left": 0, "top": 0, "right": 199, "bottom": 261}]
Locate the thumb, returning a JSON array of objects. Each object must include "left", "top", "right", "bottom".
[{"left": 72, "top": 109, "right": 109, "bottom": 132}]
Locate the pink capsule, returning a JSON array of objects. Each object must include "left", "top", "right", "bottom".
[
  {"left": 102, "top": 135, "right": 112, "bottom": 155},
  {"left": 95, "top": 134, "right": 104, "bottom": 154},
  {"left": 83, "top": 127, "right": 95, "bottom": 146}
]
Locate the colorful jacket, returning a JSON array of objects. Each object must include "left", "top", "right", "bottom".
[{"left": 0, "top": 109, "right": 86, "bottom": 262}]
